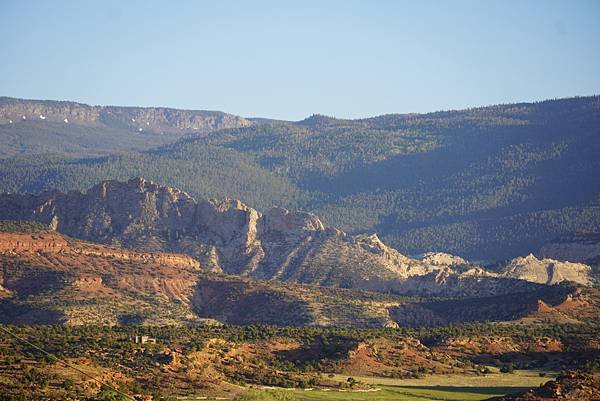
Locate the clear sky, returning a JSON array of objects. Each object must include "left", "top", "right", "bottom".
[{"left": 1, "top": 0, "right": 599, "bottom": 120}]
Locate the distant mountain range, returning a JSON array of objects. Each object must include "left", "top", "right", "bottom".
[{"left": 0, "top": 95, "right": 599, "bottom": 260}]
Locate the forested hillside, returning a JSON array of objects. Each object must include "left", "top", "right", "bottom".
[{"left": 0, "top": 96, "right": 599, "bottom": 260}]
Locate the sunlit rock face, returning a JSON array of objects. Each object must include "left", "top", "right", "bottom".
[
  {"left": 497, "top": 253, "right": 594, "bottom": 286},
  {"left": 2, "top": 178, "right": 590, "bottom": 297}
]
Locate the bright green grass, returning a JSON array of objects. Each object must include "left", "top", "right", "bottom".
[
  {"left": 290, "top": 385, "right": 526, "bottom": 401},
  {"left": 180, "top": 371, "right": 553, "bottom": 401},
  {"left": 329, "top": 370, "right": 553, "bottom": 388},
  {"left": 288, "top": 370, "right": 552, "bottom": 401}
]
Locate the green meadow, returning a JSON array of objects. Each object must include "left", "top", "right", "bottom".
[
  {"left": 288, "top": 371, "right": 551, "bottom": 401},
  {"left": 185, "top": 370, "right": 553, "bottom": 401}
]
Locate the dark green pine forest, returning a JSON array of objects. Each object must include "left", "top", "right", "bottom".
[{"left": 1, "top": 96, "right": 599, "bottom": 260}]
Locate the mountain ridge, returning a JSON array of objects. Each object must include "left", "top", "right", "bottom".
[
  {"left": 6, "top": 94, "right": 598, "bottom": 125},
  {"left": 0, "top": 96, "right": 253, "bottom": 158},
  {"left": 0, "top": 96, "right": 252, "bottom": 134},
  {"left": 0, "top": 178, "right": 595, "bottom": 297}
]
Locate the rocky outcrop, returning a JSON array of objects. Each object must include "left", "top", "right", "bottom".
[
  {"left": 0, "top": 231, "right": 199, "bottom": 270},
  {"left": 0, "top": 230, "right": 204, "bottom": 325},
  {"left": 498, "top": 253, "right": 594, "bottom": 286},
  {"left": 0, "top": 178, "right": 565, "bottom": 297},
  {"left": 0, "top": 178, "right": 422, "bottom": 285},
  {"left": 2, "top": 224, "right": 597, "bottom": 327},
  {"left": 0, "top": 231, "right": 68, "bottom": 253},
  {"left": 0, "top": 97, "right": 251, "bottom": 134},
  {"left": 390, "top": 285, "right": 590, "bottom": 327},
  {"left": 421, "top": 252, "right": 468, "bottom": 267},
  {"left": 486, "top": 372, "right": 600, "bottom": 401},
  {"left": 73, "top": 244, "right": 200, "bottom": 269}
]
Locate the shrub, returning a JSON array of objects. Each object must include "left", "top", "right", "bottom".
[{"left": 233, "top": 389, "right": 298, "bottom": 401}]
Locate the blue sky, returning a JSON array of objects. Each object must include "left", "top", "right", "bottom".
[{"left": 1, "top": 0, "right": 599, "bottom": 120}]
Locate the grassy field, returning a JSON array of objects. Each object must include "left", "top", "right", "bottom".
[
  {"left": 287, "top": 371, "right": 553, "bottom": 401},
  {"left": 289, "top": 386, "right": 523, "bottom": 401},
  {"left": 178, "top": 371, "right": 553, "bottom": 401},
  {"left": 329, "top": 370, "right": 554, "bottom": 387}
]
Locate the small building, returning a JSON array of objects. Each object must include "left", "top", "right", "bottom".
[{"left": 131, "top": 335, "right": 157, "bottom": 344}]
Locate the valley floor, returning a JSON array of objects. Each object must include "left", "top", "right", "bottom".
[
  {"left": 332, "top": 369, "right": 553, "bottom": 387},
  {"left": 177, "top": 371, "right": 554, "bottom": 401},
  {"left": 1, "top": 322, "right": 597, "bottom": 401},
  {"left": 290, "top": 371, "right": 553, "bottom": 401}
]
